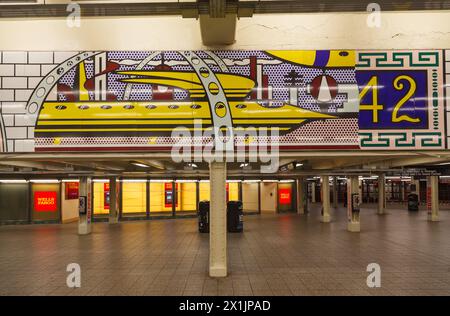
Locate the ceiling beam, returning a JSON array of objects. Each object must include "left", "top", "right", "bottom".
[{"left": 0, "top": 1, "right": 448, "bottom": 18}]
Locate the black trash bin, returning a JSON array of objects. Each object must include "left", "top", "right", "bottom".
[
  {"left": 407, "top": 193, "right": 419, "bottom": 211},
  {"left": 198, "top": 200, "right": 210, "bottom": 233},
  {"left": 227, "top": 200, "right": 243, "bottom": 233}
]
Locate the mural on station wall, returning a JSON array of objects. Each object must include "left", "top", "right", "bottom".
[{"left": 0, "top": 50, "right": 447, "bottom": 153}]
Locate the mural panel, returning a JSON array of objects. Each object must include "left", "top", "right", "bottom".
[{"left": 0, "top": 50, "right": 447, "bottom": 153}]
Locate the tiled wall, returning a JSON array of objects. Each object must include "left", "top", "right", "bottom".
[{"left": 0, "top": 51, "right": 77, "bottom": 152}]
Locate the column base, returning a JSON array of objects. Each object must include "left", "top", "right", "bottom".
[
  {"left": 347, "top": 222, "right": 360, "bottom": 232},
  {"left": 78, "top": 223, "right": 91, "bottom": 235},
  {"left": 320, "top": 214, "right": 331, "bottom": 223},
  {"left": 428, "top": 214, "right": 440, "bottom": 222},
  {"left": 209, "top": 266, "right": 227, "bottom": 278},
  {"left": 377, "top": 209, "right": 385, "bottom": 215},
  {"left": 297, "top": 208, "right": 305, "bottom": 215},
  {"left": 109, "top": 216, "right": 119, "bottom": 224}
]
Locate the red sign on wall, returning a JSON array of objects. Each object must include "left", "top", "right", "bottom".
[
  {"left": 279, "top": 188, "right": 292, "bottom": 205},
  {"left": 104, "top": 183, "right": 110, "bottom": 210},
  {"left": 65, "top": 182, "right": 79, "bottom": 200},
  {"left": 34, "top": 191, "right": 58, "bottom": 212}
]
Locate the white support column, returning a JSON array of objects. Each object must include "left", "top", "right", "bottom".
[
  {"left": 378, "top": 174, "right": 386, "bottom": 215},
  {"left": 209, "top": 162, "right": 227, "bottom": 277},
  {"left": 347, "top": 176, "right": 361, "bottom": 232},
  {"left": 109, "top": 177, "right": 119, "bottom": 224},
  {"left": 332, "top": 176, "right": 338, "bottom": 208},
  {"left": 296, "top": 177, "right": 305, "bottom": 214},
  {"left": 427, "top": 175, "right": 440, "bottom": 222},
  {"left": 78, "top": 176, "right": 92, "bottom": 235},
  {"left": 320, "top": 176, "right": 331, "bottom": 223}
]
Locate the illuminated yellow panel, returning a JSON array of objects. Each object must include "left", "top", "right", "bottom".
[
  {"left": 149, "top": 182, "right": 172, "bottom": 213},
  {"left": 122, "top": 182, "right": 146, "bottom": 214},
  {"left": 228, "top": 182, "right": 239, "bottom": 201},
  {"left": 199, "top": 182, "right": 210, "bottom": 201},
  {"left": 180, "top": 182, "right": 197, "bottom": 211},
  {"left": 93, "top": 182, "right": 108, "bottom": 214}
]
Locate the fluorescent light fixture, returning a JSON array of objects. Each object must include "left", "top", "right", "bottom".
[
  {"left": 131, "top": 162, "right": 149, "bottom": 168},
  {"left": 30, "top": 179, "right": 60, "bottom": 183},
  {"left": 436, "top": 162, "right": 450, "bottom": 166},
  {"left": 226, "top": 180, "right": 241, "bottom": 183},
  {"left": 440, "top": 176, "right": 450, "bottom": 178},
  {"left": 279, "top": 180, "right": 295, "bottom": 183},
  {"left": 295, "top": 163, "right": 304, "bottom": 168},
  {"left": 262, "top": 179, "right": 278, "bottom": 183},
  {"left": 199, "top": 180, "right": 210, "bottom": 183},
  {"left": 62, "top": 179, "right": 79, "bottom": 183},
  {"left": 187, "top": 163, "right": 198, "bottom": 168},
  {"left": 149, "top": 179, "right": 172, "bottom": 183},
  {"left": 0, "top": 179, "right": 28, "bottom": 183},
  {"left": 240, "top": 163, "right": 249, "bottom": 168},
  {"left": 175, "top": 179, "right": 197, "bottom": 183},
  {"left": 121, "top": 179, "right": 147, "bottom": 183},
  {"left": 243, "top": 180, "right": 260, "bottom": 183},
  {"left": 93, "top": 179, "right": 109, "bottom": 183}
]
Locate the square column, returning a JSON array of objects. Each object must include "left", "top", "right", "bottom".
[
  {"left": 296, "top": 177, "right": 305, "bottom": 214},
  {"left": 377, "top": 174, "right": 386, "bottom": 215},
  {"left": 332, "top": 176, "right": 338, "bottom": 208},
  {"left": 347, "top": 176, "right": 361, "bottom": 232},
  {"left": 108, "top": 177, "right": 119, "bottom": 224},
  {"left": 78, "top": 176, "right": 93, "bottom": 235},
  {"left": 427, "top": 175, "right": 440, "bottom": 222},
  {"left": 209, "top": 162, "right": 227, "bottom": 277},
  {"left": 311, "top": 182, "right": 316, "bottom": 203},
  {"left": 320, "top": 176, "right": 331, "bottom": 223}
]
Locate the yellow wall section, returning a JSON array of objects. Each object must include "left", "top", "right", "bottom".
[
  {"left": 180, "top": 183, "right": 196, "bottom": 211},
  {"left": 242, "top": 183, "right": 259, "bottom": 212},
  {"left": 199, "top": 182, "right": 210, "bottom": 201},
  {"left": 228, "top": 182, "right": 239, "bottom": 201},
  {"left": 93, "top": 182, "right": 108, "bottom": 214},
  {"left": 122, "top": 182, "right": 146, "bottom": 214}
]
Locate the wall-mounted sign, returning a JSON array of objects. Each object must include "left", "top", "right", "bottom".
[
  {"left": 65, "top": 182, "right": 79, "bottom": 200},
  {"left": 79, "top": 196, "right": 86, "bottom": 215},
  {"left": 164, "top": 182, "right": 178, "bottom": 208},
  {"left": 279, "top": 188, "right": 292, "bottom": 205},
  {"left": 0, "top": 50, "right": 447, "bottom": 154},
  {"left": 34, "top": 191, "right": 57, "bottom": 212},
  {"left": 104, "top": 183, "right": 110, "bottom": 210}
]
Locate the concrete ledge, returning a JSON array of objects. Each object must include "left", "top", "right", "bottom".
[
  {"left": 209, "top": 266, "right": 227, "bottom": 278},
  {"left": 347, "top": 222, "right": 360, "bottom": 232},
  {"left": 62, "top": 217, "right": 78, "bottom": 224}
]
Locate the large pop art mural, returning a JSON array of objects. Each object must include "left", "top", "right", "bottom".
[{"left": 0, "top": 50, "right": 448, "bottom": 153}]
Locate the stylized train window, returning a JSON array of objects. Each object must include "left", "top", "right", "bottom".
[
  {"left": 191, "top": 104, "right": 201, "bottom": 109},
  {"left": 169, "top": 105, "right": 179, "bottom": 109},
  {"left": 101, "top": 105, "right": 112, "bottom": 110},
  {"left": 235, "top": 104, "right": 247, "bottom": 109},
  {"left": 123, "top": 105, "right": 134, "bottom": 110},
  {"left": 145, "top": 105, "right": 156, "bottom": 109},
  {"left": 78, "top": 105, "right": 89, "bottom": 110},
  {"left": 55, "top": 105, "right": 67, "bottom": 110}
]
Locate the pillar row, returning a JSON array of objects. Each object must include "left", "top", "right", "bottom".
[
  {"left": 320, "top": 176, "right": 331, "bottom": 223},
  {"left": 347, "top": 176, "right": 361, "bottom": 232},
  {"left": 209, "top": 161, "right": 227, "bottom": 277},
  {"left": 78, "top": 176, "right": 93, "bottom": 235},
  {"left": 427, "top": 175, "right": 440, "bottom": 222},
  {"left": 377, "top": 174, "right": 386, "bottom": 215},
  {"left": 109, "top": 177, "right": 120, "bottom": 224},
  {"left": 296, "top": 177, "right": 305, "bottom": 215}
]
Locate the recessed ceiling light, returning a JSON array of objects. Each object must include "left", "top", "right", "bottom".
[{"left": 131, "top": 162, "right": 149, "bottom": 168}]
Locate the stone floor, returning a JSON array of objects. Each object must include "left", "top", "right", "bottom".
[{"left": 0, "top": 204, "right": 449, "bottom": 296}]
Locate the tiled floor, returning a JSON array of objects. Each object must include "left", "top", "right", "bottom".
[{"left": 1, "top": 204, "right": 449, "bottom": 296}]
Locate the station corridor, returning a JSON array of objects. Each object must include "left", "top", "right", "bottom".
[{"left": 1, "top": 206, "right": 449, "bottom": 296}]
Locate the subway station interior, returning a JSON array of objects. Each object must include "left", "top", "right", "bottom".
[{"left": 1, "top": 0, "right": 450, "bottom": 297}]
